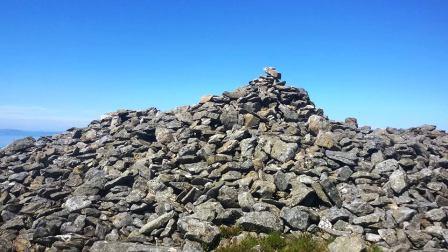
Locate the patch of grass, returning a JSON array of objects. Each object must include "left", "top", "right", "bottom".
[
  {"left": 216, "top": 232, "right": 329, "bottom": 252},
  {"left": 220, "top": 225, "right": 243, "bottom": 239},
  {"left": 258, "top": 232, "right": 287, "bottom": 250},
  {"left": 216, "top": 231, "right": 383, "bottom": 252},
  {"left": 367, "top": 245, "right": 383, "bottom": 252},
  {"left": 282, "top": 233, "right": 328, "bottom": 252}
]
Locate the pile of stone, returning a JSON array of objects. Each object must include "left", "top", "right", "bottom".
[{"left": 0, "top": 68, "right": 447, "bottom": 252}]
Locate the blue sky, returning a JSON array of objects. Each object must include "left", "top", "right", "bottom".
[{"left": 0, "top": 0, "right": 447, "bottom": 131}]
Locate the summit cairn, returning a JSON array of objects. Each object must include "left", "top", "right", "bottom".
[
  {"left": 0, "top": 69, "right": 447, "bottom": 251},
  {"left": 263, "top": 66, "right": 281, "bottom": 80}
]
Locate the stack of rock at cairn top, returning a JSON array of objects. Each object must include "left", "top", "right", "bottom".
[{"left": 0, "top": 68, "right": 448, "bottom": 252}]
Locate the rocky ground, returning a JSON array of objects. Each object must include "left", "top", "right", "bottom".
[{"left": 1, "top": 68, "right": 447, "bottom": 252}]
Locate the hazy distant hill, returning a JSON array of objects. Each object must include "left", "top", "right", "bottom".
[{"left": 0, "top": 129, "right": 59, "bottom": 147}]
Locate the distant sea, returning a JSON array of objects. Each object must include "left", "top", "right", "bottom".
[{"left": 0, "top": 129, "right": 60, "bottom": 148}]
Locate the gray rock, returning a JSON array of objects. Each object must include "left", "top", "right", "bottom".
[
  {"left": 155, "top": 127, "right": 174, "bottom": 144},
  {"left": 1, "top": 216, "right": 25, "bottom": 229},
  {"left": 392, "top": 207, "right": 416, "bottom": 224},
  {"left": 264, "top": 66, "right": 281, "bottom": 79},
  {"left": 425, "top": 208, "right": 446, "bottom": 222},
  {"left": 308, "top": 115, "right": 329, "bottom": 135},
  {"left": 325, "top": 150, "right": 357, "bottom": 166},
  {"left": 61, "top": 215, "right": 86, "bottom": 234},
  {"left": 89, "top": 241, "right": 178, "bottom": 252},
  {"left": 244, "top": 113, "right": 260, "bottom": 128},
  {"left": 274, "top": 171, "right": 289, "bottom": 191},
  {"left": 321, "top": 207, "right": 351, "bottom": 223},
  {"left": 405, "top": 229, "right": 432, "bottom": 248},
  {"left": 343, "top": 199, "right": 374, "bottom": 215},
  {"left": 111, "top": 212, "right": 133, "bottom": 228},
  {"left": 238, "top": 191, "right": 256, "bottom": 211},
  {"left": 285, "top": 183, "right": 316, "bottom": 207},
  {"left": 352, "top": 213, "right": 380, "bottom": 225},
  {"left": 373, "top": 159, "right": 399, "bottom": 174},
  {"left": 270, "top": 139, "right": 298, "bottom": 163},
  {"left": 182, "top": 162, "right": 208, "bottom": 174},
  {"left": 311, "top": 182, "right": 332, "bottom": 206},
  {"left": 8, "top": 172, "right": 28, "bottom": 182},
  {"left": 220, "top": 105, "right": 239, "bottom": 129},
  {"left": 252, "top": 180, "right": 276, "bottom": 199},
  {"left": 64, "top": 196, "right": 92, "bottom": 212},
  {"left": 240, "top": 137, "right": 256, "bottom": 159},
  {"left": 217, "top": 140, "right": 238, "bottom": 154},
  {"left": 315, "top": 131, "right": 335, "bottom": 149},
  {"left": 177, "top": 217, "right": 220, "bottom": 245},
  {"left": 217, "top": 185, "right": 239, "bottom": 208},
  {"left": 222, "top": 171, "right": 242, "bottom": 181},
  {"left": 328, "top": 235, "right": 366, "bottom": 252},
  {"left": 104, "top": 174, "right": 134, "bottom": 190},
  {"left": 182, "top": 239, "right": 204, "bottom": 252},
  {"left": 378, "top": 229, "right": 397, "bottom": 246},
  {"left": 280, "top": 207, "right": 310, "bottom": 230},
  {"left": 192, "top": 201, "right": 225, "bottom": 222},
  {"left": 237, "top": 211, "right": 283, "bottom": 233},
  {"left": 389, "top": 168, "right": 408, "bottom": 194},
  {"left": 320, "top": 178, "right": 342, "bottom": 207},
  {"left": 278, "top": 104, "right": 299, "bottom": 121},
  {"left": 140, "top": 211, "right": 176, "bottom": 234},
  {"left": 345, "top": 117, "right": 358, "bottom": 128},
  {"left": 365, "top": 233, "right": 382, "bottom": 242},
  {"left": 4, "top": 137, "right": 35, "bottom": 152}
]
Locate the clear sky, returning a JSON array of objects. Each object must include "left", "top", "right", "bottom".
[{"left": 0, "top": 0, "right": 447, "bottom": 131}]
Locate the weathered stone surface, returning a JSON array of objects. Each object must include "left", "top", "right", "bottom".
[
  {"left": 63, "top": 196, "right": 92, "bottom": 212},
  {"left": 328, "top": 236, "right": 366, "bottom": 252},
  {"left": 389, "top": 169, "right": 408, "bottom": 194},
  {"left": 270, "top": 139, "right": 298, "bottom": 163},
  {"left": 352, "top": 213, "right": 380, "bottom": 225},
  {"left": 237, "top": 211, "right": 283, "bottom": 233},
  {"left": 392, "top": 207, "right": 417, "bottom": 224},
  {"left": 244, "top": 114, "right": 260, "bottom": 128},
  {"left": 405, "top": 229, "right": 432, "bottom": 248},
  {"left": 182, "top": 240, "right": 204, "bottom": 252},
  {"left": 139, "top": 211, "right": 176, "bottom": 234},
  {"left": 308, "top": 115, "right": 329, "bottom": 135},
  {"left": 155, "top": 127, "right": 174, "bottom": 144},
  {"left": 320, "top": 178, "right": 342, "bottom": 207},
  {"left": 325, "top": 150, "right": 357, "bottom": 166},
  {"left": 285, "top": 183, "right": 316, "bottom": 207},
  {"left": 425, "top": 208, "right": 446, "bottom": 222},
  {"left": 238, "top": 191, "right": 256, "bottom": 211},
  {"left": 177, "top": 217, "right": 220, "bottom": 245},
  {"left": 315, "top": 131, "right": 335, "bottom": 149},
  {"left": 372, "top": 159, "right": 399, "bottom": 174},
  {"left": 89, "top": 241, "right": 178, "bottom": 252},
  {"left": 280, "top": 207, "right": 310, "bottom": 230}
]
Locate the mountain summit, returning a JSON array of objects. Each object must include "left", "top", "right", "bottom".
[{"left": 1, "top": 68, "right": 447, "bottom": 251}]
